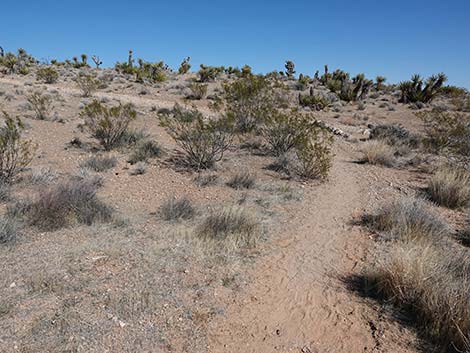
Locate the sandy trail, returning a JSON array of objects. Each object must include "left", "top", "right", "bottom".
[{"left": 208, "top": 144, "right": 417, "bottom": 353}]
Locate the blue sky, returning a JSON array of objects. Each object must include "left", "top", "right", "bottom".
[{"left": 2, "top": 0, "right": 470, "bottom": 87}]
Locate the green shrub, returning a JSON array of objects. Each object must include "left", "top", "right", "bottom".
[
  {"left": 198, "top": 64, "right": 224, "bottom": 82},
  {"left": 27, "top": 92, "right": 52, "bottom": 120},
  {"left": 417, "top": 110, "right": 470, "bottom": 155},
  {"left": 36, "top": 66, "right": 59, "bottom": 84},
  {"left": 80, "top": 100, "right": 137, "bottom": 150},
  {"left": 159, "top": 104, "right": 234, "bottom": 170},
  {"left": 186, "top": 83, "right": 208, "bottom": 100},
  {"left": 75, "top": 73, "right": 101, "bottom": 97},
  {"left": 298, "top": 92, "right": 329, "bottom": 110},
  {"left": 0, "top": 112, "right": 35, "bottom": 181},
  {"left": 399, "top": 73, "right": 447, "bottom": 103}
]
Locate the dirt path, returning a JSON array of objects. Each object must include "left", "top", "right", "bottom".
[{"left": 208, "top": 144, "right": 418, "bottom": 353}]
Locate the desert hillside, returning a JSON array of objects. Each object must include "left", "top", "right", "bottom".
[{"left": 0, "top": 52, "right": 469, "bottom": 353}]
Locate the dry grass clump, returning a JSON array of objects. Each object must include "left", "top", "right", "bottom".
[
  {"left": 194, "top": 173, "right": 218, "bottom": 187},
  {"left": 159, "top": 197, "right": 195, "bottom": 221},
  {"left": 226, "top": 171, "right": 255, "bottom": 189},
  {"left": 367, "top": 197, "right": 449, "bottom": 242},
  {"left": 128, "top": 140, "right": 161, "bottom": 164},
  {"left": 366, "top": 242, "right": 470, "bottom": 351},
  {"left": 80, "top": 155, "right": 117, "bottom": 172},
  {"left": 0, "top": 217, "right": 17, "bottom": 244},
  {"left": 9, "top": 178, "right": 112, "bottom": 231},
  {"left": 428, "top": 168, "right": 470, "bottom": 209},
  {"left": 457, "top": 212, "right": 470, "bottom": 247},
  {"left": 195, "top": 206, "right": 260, "bottom": 250},
  {"left": 360, "top": 140, "right": 396, "bottom": 167}
]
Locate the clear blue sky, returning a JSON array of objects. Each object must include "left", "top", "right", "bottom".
[{"left": 2, "top": 0, "right": 470, "bottom": 87}]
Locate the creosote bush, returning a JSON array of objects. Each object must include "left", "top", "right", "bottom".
[
  {"left": 186, "top": 83, "right": 208, "bottom": 100},
  {"left": 360, "top": 140, "right": 396, "bottom": 167},
  {"left": 80, "top": 100, "right": 137, "bottom": 150},
  {"left": 159, "top": 197, "right": 195, "bottom": 221},
  {"left": 128, "top": 140, "right": 161, "bottom": 164},
  {"left": 198, "top": 64, "right": 224, "bottom": 82},
  {"left": 428, "top": 168, "right": 470, "bottom": 209},
  {"left": 27, "top": 92, "right": 52, "bottom": 120},
  {"left": 195, "top": 206, "right": 260, "bottom": 250},
  {"left": 0, "top": 112, "right": 35, "bottom": 181},
  {"left": 10, "top": 178, "right": 112, "bottom": 231},
  {"left": 80, "top": 155, "right": 117, "bottom": 172},
  {"left": 159, "top": 104, "right": 234, "bottom": 170},
  {"left": 417, "top": 110, "right": 470, "bottom": 156},
  {"left": 36, "top": 66, "right": 59, "bottom": 84},
  {"left": 75, "top": 73, "right": 101, "bottom": 97}
]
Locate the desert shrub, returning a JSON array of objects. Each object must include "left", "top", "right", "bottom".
[
  {"left": 186, "top": 83, "right": 208, "bottom": 100},
  {"left": 128, "top": 140, "right": 161, "bottom": 164},
  {"left": 117, "top": 128, "right": 147, "bottom": 147},
  {"left": 360, "top": 140, "right": 396, "bottom": 167},
  {"left": 222, "top": 75, "right": 284, "bottom": 134},
  {"left": 458, "top": 213, "right": 470, "bottom": 246},
  {"left": 1, "top": 52, "right": 17, "bottom": 73},
  {"left": 451, "top": 95, "right": 470, "bottom": 112},
  {"left": 130, "top": 162, "right": 147, "bottom": 175},
  {"left": 227, "top": 171, "right": 255, "bottom": 189},
  {"left": 417, "top": 110, "right": 470, "bottom": 156},
  {"left": 29, "top": 167, "right": 57, "bottom": 185},
  {"left": 366, "top": 242, "right": 470, "bottom": 351},
  {"left": 298, "top": 93, "right": 329, "bottom": 110},
  {"left": 159, "top": 104, "right": 234, "bottom": 170},
  {"left": 198, "top": 64, "right": 224, "bottom": 82},
  {"left": 428, "top": 168, "right": 470, "bottom": 209},
  {"left": 338, "top": 74, "right": 374, "bottom": 102},
  {"left": 375, "top": 76, "right": 386, "bottom": 91},
  {"left": 80, "top": 100, "right": 137, "bottom": 150},
  {"left": 195, "top": 206, "right": 260, "bottom": 249},
  {"left": 0, "top": 180, "right": 10, "bottom": 201},
  {"left": 75, "top": 73, "right": 101, "bottom": 97},
  {"left": 27, "top": 92, "right": 52, "bottom": 120},
  {"left": 178, "top": 57, "right": 191, "bottom": 74},
  {"left": 0, "top": 112, "right": 35, "bottom": 181},
  {"left": 369, "top": 124, "right": 420, "bottom": 148},
  {"left": 399, "top": 73, "right": 447, "bottom": 104},
  {"left": 36, "top": 66, "right": 59, "bottom": 84},
  {"left": 10, "top": 178, "right": 112, "bottom": 231},
  {"left": 194, "top": 173, "right": 218, "bottom": 187},
  {"left": 292, "top": 124, "right": 334, "bottom": 179},
  {"left": 366, "top": 197, "right": 449, "bottom": 242},
  {"left": 136, "top": 60, "right": 168, "bottom": 83},
  {"left": 159, "top": 197, "right": 195, "bottom": 221},
  {"left": 0, "top": 217, "right": 17, "bottom": 244},
  {"left": 80, "top": 155, "right": 117, "bottom": 172}
]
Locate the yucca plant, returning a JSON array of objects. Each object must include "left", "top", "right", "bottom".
[
  {"left": 399, "top": 73, "right": 447, "bottom": 104},
  {"left": 285, "top": 60, "right": 296, "bottom": 78}
]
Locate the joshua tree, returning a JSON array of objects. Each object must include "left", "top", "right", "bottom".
[
  {"left": 0, "top": 46, "right": 4, "bottom": 57},
  {"left": 178, "top": 57, "right": 191, "bottom": 74},
  {"left": 81, "top": 54, "right": 87, "bottom": 65},
  {"left": 91, "top": 55, "right": 102, "bottom": 68},
  {"left": 399, "top": 73, "right": 447, "bottom": 104},
  {"left": 285, "top": 60, "right": 296, "bottom": 78},
  {"left": 376, "top": 76, "right": 386, "bottom": 90},
  {"left": 128, "top": 50, "right": 134, "bottom": 68}
]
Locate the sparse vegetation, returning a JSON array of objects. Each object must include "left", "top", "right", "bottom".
[
  {"left": 36, "top": 66, "right": 59, "bottom": 84},
  {"left": 187, "top": 82, "right": 208, "bottom": 100},
  {"left": 80, "top": 100, "right": 137, "bottom": 150},
  {"left": 0, "top": 217, "right": 17, "bottom": 244},
  {"left": 75, "top": 73, "right": 101, "bottom": 97},
  {"left": 195, "top": 206, "right": 260, "bottom": 249},
  {"left": 80, "top": 155, "right": 117, "bottom": 172},
  {"left": 428, "top": 167, "right": 470, "bottom": 209},
  {"left": 10, "top": 178, "right": 113, "bottom": 231},
  {"left": 159, "top": 104, "right": 234, "bottom": 169},
  {"left": 128, "top": 140, "right": 161, "bottom": 164},
  {"left": 360, "top": 140, "right": 396, "bottom": 167},
  {"left": 27, "top": 91, "right": 52, "bottom": 120},
  {"left": 0, "top": 112, "right": 35, "bottom": 181},
  {"left": 159, "top": 196, "right": 195, "bottom": 221},
  {"left": 227, "top": 171, "right": 255, "bottom": 189}
]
